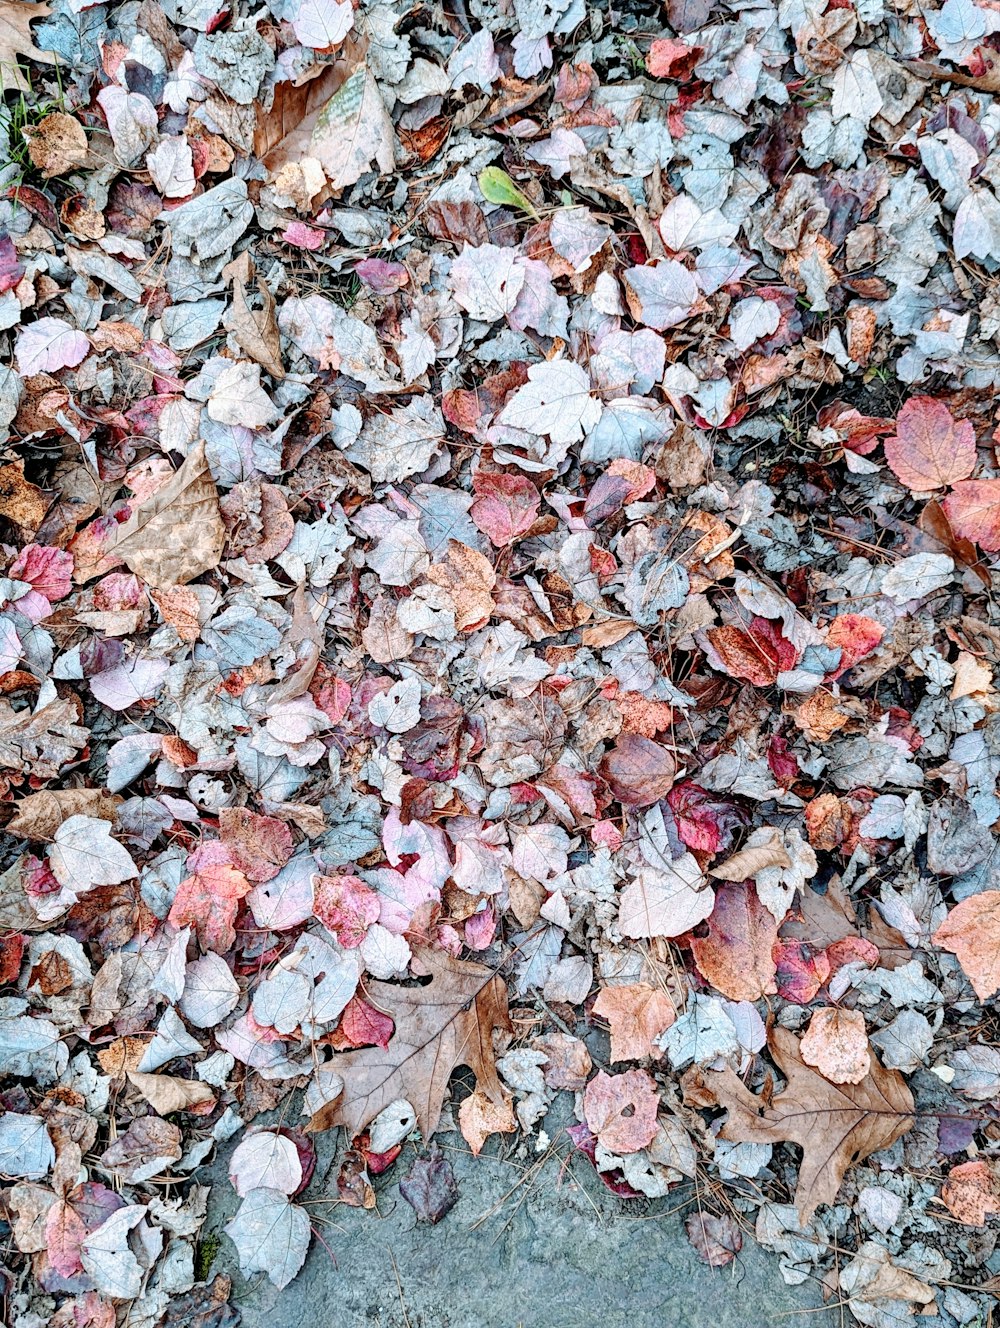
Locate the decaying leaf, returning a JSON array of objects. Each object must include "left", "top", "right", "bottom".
[
  {"left": 309, "top": 948, "right": 510, "bottom": 1138},
  {"left": 933, "top": 892, "right": 1000, "bottom": 999},
  {"left": 684, "top": 1027, "right": 913, "bottom": 1220}
]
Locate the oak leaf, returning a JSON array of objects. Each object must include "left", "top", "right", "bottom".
[
  {"left": 308, "top": 947, "right": 511, "bottom": 1139},
  {"left": 933, "top": 891, "right": 1000, "bottom": 999},
  {"left": 0, "top": 1, "right": 55, "bottom": 94},
  {"left": 883, "top": 396, "right": 975, "bottom": 492},
  {"left": 683, "top": 1026, "right": 913, "bottom": 1220}
]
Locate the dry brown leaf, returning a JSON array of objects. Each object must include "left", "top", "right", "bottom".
[
  {"left": 933, "top": 891, "right": 1000, "bottom": 1000},
  {"left": 710, "top": 828, "right": 791, "bottom": 881},
  {"left": 96, "top": 441, "right": 225, "bottom": 589},
  {"left": 256, "top": 52, "right": 395, "bottom": 194},
  {"left": 592, "top": 982, "right": 676, "bottom": 1062},
  {"left": 940, "top": 1160, "right": 1000, "bottom": 1225},
  {"left": 22, "top": 112, "right": 88, "bottom": 178},
  {"left": 426, "top": 540, "right": 497, "bottom": 631},
  {"left": 223, "top": 252, "right": 284, "bottom": 380},
  {"left": 7, "top": 788, "right": 121, "bottom": 840},
  {"left": 0, "top": 460, "right": 49, "bottom": 533},
  {"left": 800, "top": 1007, "right": 871, "bottom": 1085},
  {"left": 308, "top": 947, "right": 510, "bottom": 1139},
  {"left": 97, "top": 1037, "right": 146, "bottom": 1076},
  {"left": 683, "top": 1026, "right": 913, "bottom": 1221},
  {"left": 127, "top": 1070, "right": 215, "bottom": 1115},
  {"left": 458, "top": 1087, "right": 517, "bottom": 1156},
  {"left": 0, "top": 1, "right": 55, "bottom": 94}
]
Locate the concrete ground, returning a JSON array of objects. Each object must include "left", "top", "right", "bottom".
[{"left": 201, "top": 1099, "right": 841, "bottom": 1328}]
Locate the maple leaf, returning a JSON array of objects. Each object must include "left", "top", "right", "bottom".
[
  {"left": 882, "top": 396, "right": 975, "bottom": 492},
  {"left": 167, "top": 845, "right": 252, "bottom": 953},
  {"left": 307, "top": 947, "right": 511, "bottom": 1139},
  {"left": 683, "top": 1026, "right": 913, "bottom": 1221}
]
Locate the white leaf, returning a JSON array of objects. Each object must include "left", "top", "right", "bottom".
[
  {"left": 449, "top": 243, "right": 525, "bottom": 322},
  {"left": 830, "top": 51, "right": 882, "bottom": 125},
  {"left": 208, "top": 361, "right": 277, "bottom": 428},
  {"left": 618, "top": 853, "right": 714, "bottom": 939},
  {"left": 497, "top": 360, "right": 600, "bottom": 445},
  {"left": 0, "top": 1113, "right": 54, "bottom": 1179},
  {"left": 954, "top": 188, "right": 1000, "bottom": 262},
  {"left": 15, "top": 318, "right": 90, "bottom": 376},
  {"left": 48, "top": 815, "right": 137, "bottom": 892},
  {"left": 179, "top": 953, "right": 240, "bottom": 1029},
  {"left": 137, "top": 1006, "right": 203, "bottom": 1072},
  {"left": 229, "top": 1132, "right": 302, "bottom": 1197},
  {"left": 146, "top": 137, "right": 195, "bottom": 198},
  {"left": 292, "top": 0, "right": 354, "bottom": 48},
  {"left": 658, "top": 194, "right": 737, "bottom": 251},
  {"left": 81, "top": 1205, "right": 161, "bottom": 1299},
  {"left": 360, "top": 923, "right": 411, "bottom": 978},
  {"left": 511, "top": 823, "right": 570, "bottom": 882},
  {"left": 881, "top": 553, "right": 954, "bottom": 604},
  {"left": 252, "top": 962, "right": 311, "bottom": 1034},
  {"left": 729, "top": 297, "right": 781, "bottom": 352},
  {"left": 368, "top": 677, "right": 422, "bottom": 732},
  {"left": 224, "top": 1188, "right": 310, "bottom": 1289},
  {"left": 624, "top": 260, "right": 699, "bottom": 330}
]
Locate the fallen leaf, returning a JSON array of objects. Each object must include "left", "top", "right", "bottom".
[
  {"left": 883, "top": 396, "right": 975, "bottom": 492},
  {"left": 583, "top": 1069, "right": 660, "bottom": 1154},
  {"left": 309, "top": 947, "right": 510, "bottom": 1139},
  {"left": 683, "top": 1027, "right": 913, "bottom": 1221},
  {"left": 933, "top": 891, "right": 1000, "bottom": 999},
  {"left": 0, "top": 1, "right": 55, "bottom": 94},
  {"left": 399, "top": 1143, "right": 459, "bottom": 1222},
  {"left": 126, "top": 1070, "right": 215, "bottom": 1114},
  {"left": 685, "top": 1211, "right": 742, "bottom": 1267},
  {"left": 22, "top": 112, "right": 88, "bottom": 178},
  {"left": 89, "top": 442, "right": 225, "bottom": 588},
  {"left": 223, "top": 1188, "right": 310, "bottom": 1289},
  {"left": 458, "top": 1087, "right": 517, "bottom": 1155},
  {"left": 943, "top": 480, "right": 1000, "bottom": 552},
  {"left": 941, "top": 1159, "right": 1000, "bottom": 1225},
  {"left": 690, "top": 882, "right": 779, "bottom": 1002},
  {"left": 599, "top": 734, "right": 677, "bottom": 807},
  {"left": 592, "top": 983, "right": 676, "bottom": 1062},
  {"left": 800, "top": 1007, "right": 871, "bottom": 1085}
]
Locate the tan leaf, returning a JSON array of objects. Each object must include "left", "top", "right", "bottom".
[
  {"left": 223, "top": 252, "right": 284, "bottom": 380},
  {"left": 458, "top": 1087, "right": 516, "bottom": 1156},
  {"left": 97, "top": 442, "right": 225, "bottom": 588},
  {"left": 257, "top": 56, "right": 395, "bottom": 194},
  {"left": 0, "top": 460, "right": 49, "bottom": 533},
  {"left": 0, "top": 1, "right": 55, "bottom": 94},
  {"left": 426, "top": 540, "right": 497, "bottom": 631},
  {"left": 592, "top": 982, "right": 677, "bottom": 1062},
  {"left": 710, "top": 827, "right": 791, "bottom": 880},
  {"left": 800, "top": 1007, "right": 871, "bottom": 1085},
  {"left": 7, "top": 788, "right": 121, "bottom": 840},
  {"left": 22, "top": 112, "right": 88, "bottom": 178},
  {"left": 127, "top": 1070, "right": 215, "bottom": 1115},
  {"left": 308, "top": 947, "right": 510, "bottom": 1139},
  {"left": 683, "top": 1026, "right": 913, "bottom": 1221},
  {"left": 941, "top": 1160, "right": 1000, "bottom": 1225},
  {"left": 933, "top": 891, "right": 1000, "bottom": 999}
]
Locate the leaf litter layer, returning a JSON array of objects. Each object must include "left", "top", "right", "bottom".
[{"left": 2, "top": 0, "right": 1000, "bottom": 1323}]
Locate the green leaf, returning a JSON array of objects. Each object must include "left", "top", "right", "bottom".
[{"left": 477, "top": 166, "right": 539, "bottom": 219}]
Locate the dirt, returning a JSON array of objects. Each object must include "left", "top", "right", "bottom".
[{"left": 201, "top": 1096, "right": 841, "bottom": 1328}]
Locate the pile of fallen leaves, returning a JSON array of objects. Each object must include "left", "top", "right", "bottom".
[{"left": 3, "top": 0, "right": 1000, "bottom": 1322}]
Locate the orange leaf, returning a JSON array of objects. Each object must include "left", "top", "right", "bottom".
[
  {"left": 690, "top": 881, "right": 778, "bottom": 1002},
  {"left": 941, "top": 1160, "right": 1000, "bottom": 1225},
  {"left": 800, "top": 1007, "right": 870, "bottom": 1085},
  {"left": 933, "top": 890, "right": 1000, "bottom": 999}
]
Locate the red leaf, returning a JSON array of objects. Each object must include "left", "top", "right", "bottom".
[
  {"left": 943, "top": 480, "right": 1000, "bottom": 552},
  {"left": 705, "top": 617, "right": 798, "bottom": 686},
  {"left": 167, "top": 843, "right": 252, "bottom": 953},
  {"left": 691, "top": 882, "right": 779, "bottom": 1001},
  {"left": 470, "top": 471, "right": 540, "bottom": 546},
  {"left": 825, "top": 613, "right": 884, "bottom": 678},
  {"left": 883, "top": 396, "right": 975, "bottom": 492},
  {"left": 340, "top": 994, "right": 395, "bottom": 1049}
]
